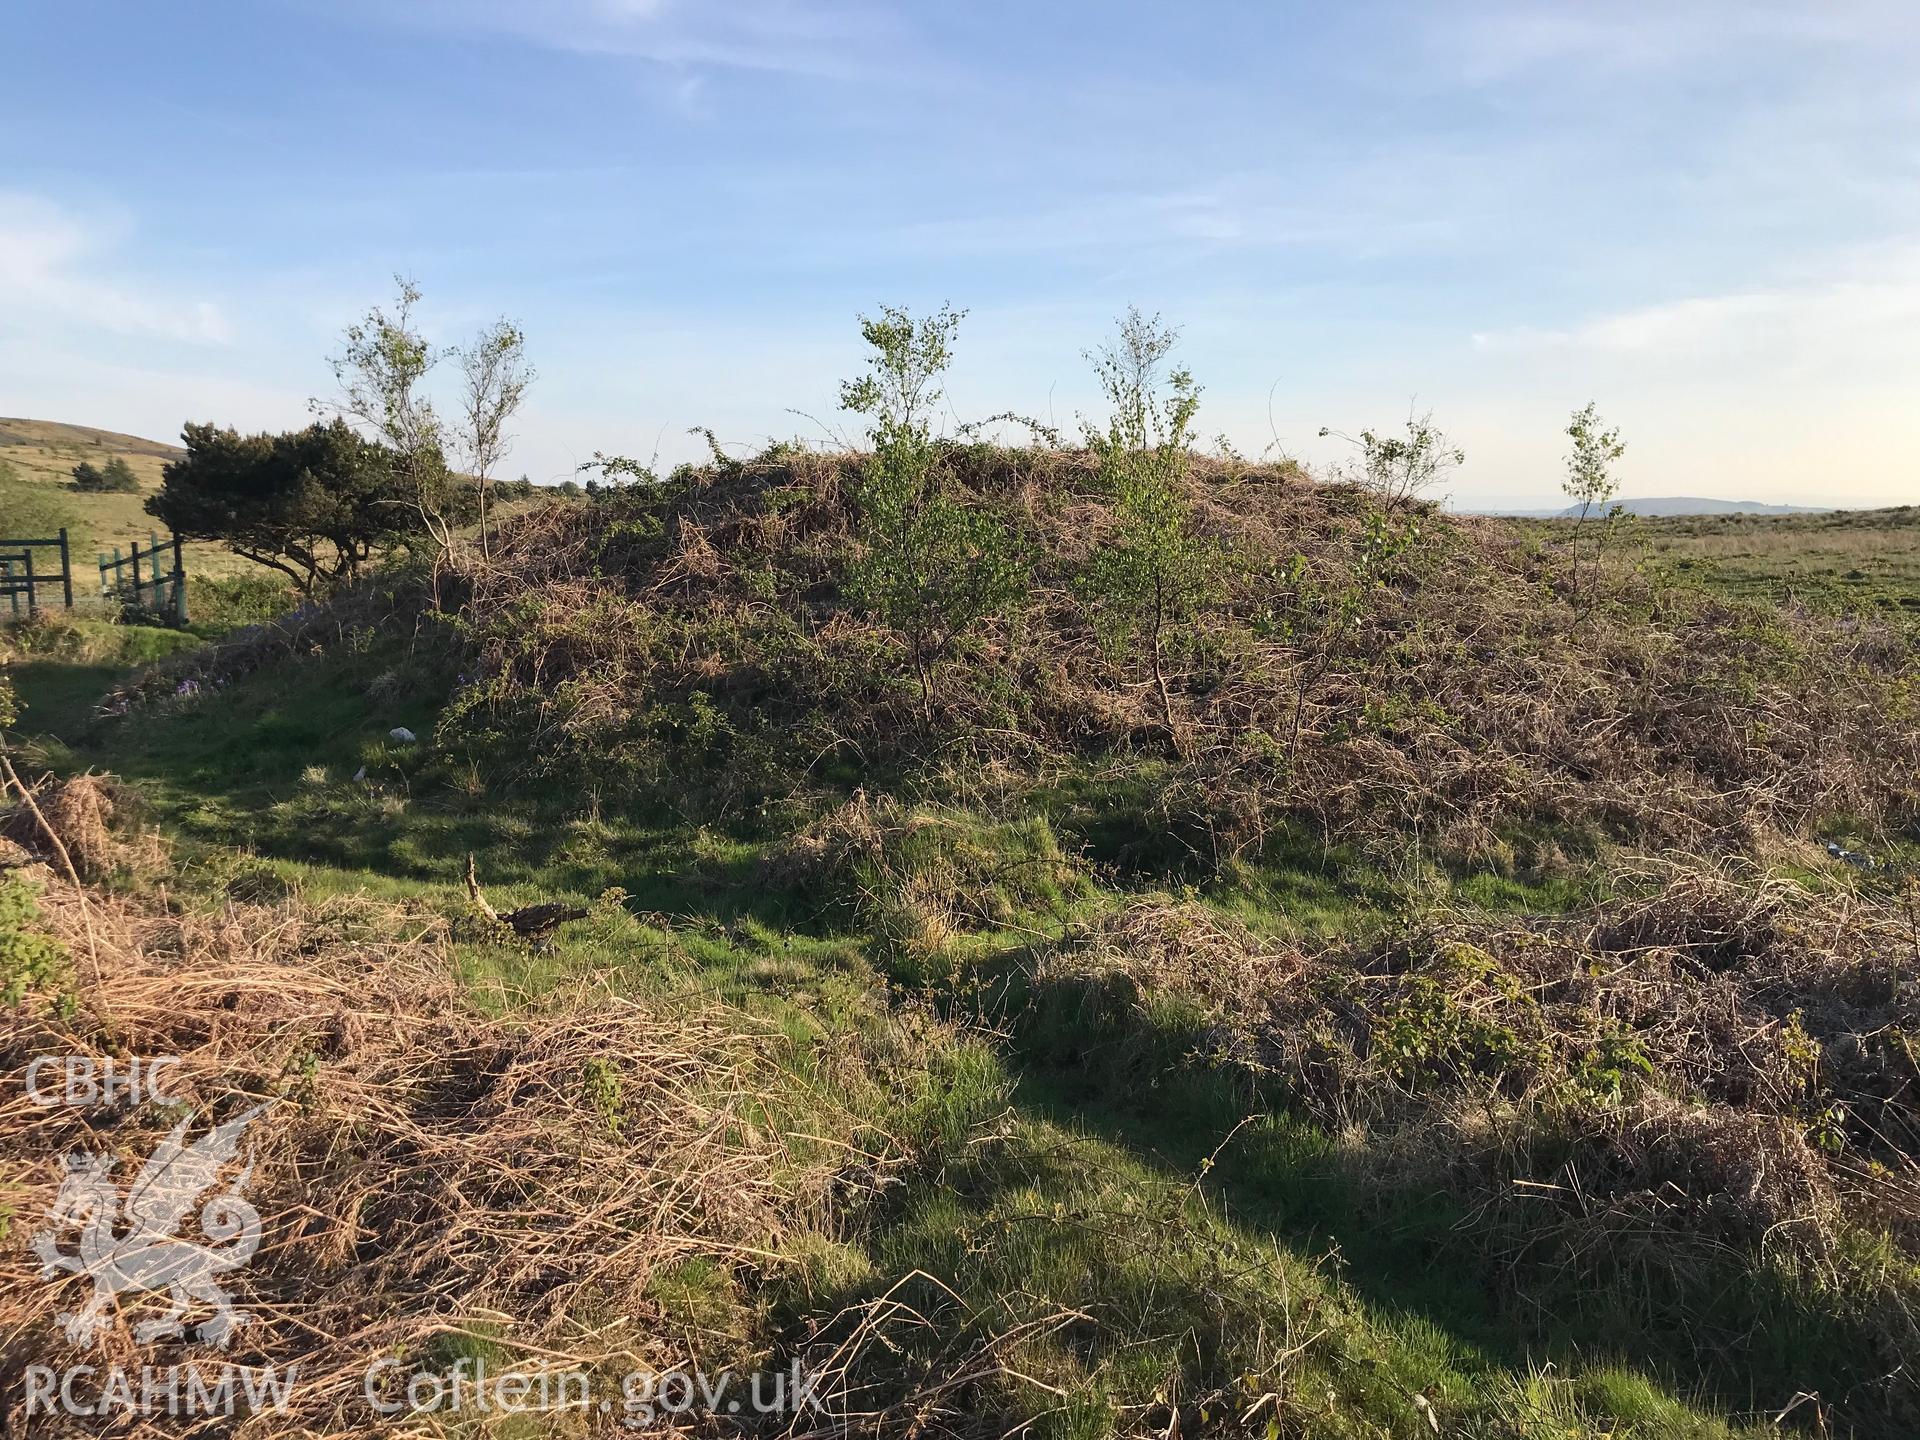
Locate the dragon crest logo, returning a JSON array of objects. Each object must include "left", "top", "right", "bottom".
[{"left": 32, "top": 1104, "right": 270, "bottom": 1347}]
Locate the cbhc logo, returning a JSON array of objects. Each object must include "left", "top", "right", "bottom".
[{"left": 26, "top": 1056, "right": 182, "bottom": 1107}]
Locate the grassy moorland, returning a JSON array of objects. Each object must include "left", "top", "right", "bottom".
[
  {"left": 0, "top": 417, "right": 270, "bottom": 588},
  {"left": 1511, "top": 505, "right": 1920, "bottom": 612},
  {"left": 3, "top": 439, "right": 1918, "bottom": 1439}
]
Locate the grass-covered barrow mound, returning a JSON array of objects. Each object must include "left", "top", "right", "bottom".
[{"left": 431, "top": 446, "right": 1919, "bottom": 862}]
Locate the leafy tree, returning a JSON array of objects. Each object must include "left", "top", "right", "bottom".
[
  {"left": 453, "top": 319, "right": 534, "bottom": 559},
  {"left": 1562, "top": 400, "right": 1628, "bottom": 602},
  {"left": 1320, "top": 410, "right": 1463, "bottom": 509},
  {"left": 1077, "top": 308, "right": 1222, "bottom": 751},
  {"left": 147, "top": 420, "right": 411, "bottom": 595},
  {"left": 840, "top": 305, "right": 1023, "bottom": 720},
  {"left": 319, "top": 278, "right": 533, "bottom": 592},
  {"left": 319, "top": 277, "right": 458, "bottom": 592},
  {"left": 70, "top": 457, "right": 138, "bottom": 493}
]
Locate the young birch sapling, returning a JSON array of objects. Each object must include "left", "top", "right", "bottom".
[
  {"left": 1562, "top": 400, "right": 1628, "bottom": 605},
  {"left": 1078, "top": 308, "right": 1223, "bottom": 753},
  {"left": 840, "top": 305, "right": 1024, "bottom": 721}
]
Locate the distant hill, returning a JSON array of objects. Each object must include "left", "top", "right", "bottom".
[
  {"left": 1481, "top": 497, "right": 1831, "bottom": 519},
  {"left": 0, "top": 417, "right": 259, "bottom": 583},
  {"left": 0, "top": 417, "right": 185, "bottom": 465},
  {"left": 0, "top": 417, "right": 527, "bottom": 589},
  {"left": 1569, "top": 497, "right": 1828, "bottom": 519}
]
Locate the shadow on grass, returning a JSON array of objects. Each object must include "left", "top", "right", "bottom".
[
  {"left": 983, "top": 951, "right": 1911, "bottom": 1437},
  {"left": 26, "top": 635, "right": 1900, "bottom": 1433},
  {"left": 60, "top": 645, "right": 852, "bottom": 940}
]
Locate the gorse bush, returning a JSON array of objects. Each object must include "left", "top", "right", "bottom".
[{"left": 189, "top": 573, "right": 299, "bottom": 630}]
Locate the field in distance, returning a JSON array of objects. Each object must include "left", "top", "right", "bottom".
[
  {"left": 0, "top": 417, "right": 263, "bottom": 586},
  {"left": 1509, "top": 504, "right": 1920, "bottom": 610}
]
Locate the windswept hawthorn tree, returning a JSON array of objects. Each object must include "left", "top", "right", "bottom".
[{"left": 148, "top": 419, "right": 415, "bottom": 596}]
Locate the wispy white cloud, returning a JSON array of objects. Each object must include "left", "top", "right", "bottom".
[
  {"left": 373, "top": 0, "right": 906, "bottom": 80},
  {"left": 1470, "top": 253, "right": 1920, "bottom": 372},
  {"left": 0, "top": 192, "right": 232, "bottom": 345},
  {"left": 856, "top": 162, "right": 1479, "bottom": 270},
  {"left": 1438, "top": 0, "right": 1920, "bottom": 84}
]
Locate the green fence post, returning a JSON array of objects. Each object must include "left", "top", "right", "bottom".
[{"left": 171, "top": 532, "right": 187, "bottom": 626}]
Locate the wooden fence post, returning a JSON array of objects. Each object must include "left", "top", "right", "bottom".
[
  {"left": 57, "top": 528, "right": 73, "bottom": 609},
  {"left": 23, "top": 547, "right": 36, "bottom": 616},
  {"left": 170, "top": 533, "right": 187, "bottom": 625}
]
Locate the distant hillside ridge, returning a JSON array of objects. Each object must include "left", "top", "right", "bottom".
[
  {"left": 1479, "top": 496, "right": 1832, "bottom": 519},
  {"left": 1565, "top": 496, "right": 1828, "bottom": 518},
  {"left": 0, "top": 417, "right": 266, "bottom": 581},
  {"left": 0, "top": 417, "right": 184, "bottom": 462}
]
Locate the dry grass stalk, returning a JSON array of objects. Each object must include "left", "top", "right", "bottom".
[
  {"left": 0, "top": 878, "right": 868, "bottom": 1437},
  {"left": 1043, "top": 858, "right": 1920, "bottom": 1260},
  {"left": 0, "top": 769, "right": 115, "bottom": 885}
]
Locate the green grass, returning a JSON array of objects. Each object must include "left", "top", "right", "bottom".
[
  {"left": 0, "top": 417, "right": 274, "bottom": 591},
  {"left": 3, "top": 618, "right": 205, "bottom": 738},
  {"left": 2, "top": 617, "right": 1893, "bottom": 1438},
  {"left": 1509, "top": 505, "right": 1920, "bottom": 611}
]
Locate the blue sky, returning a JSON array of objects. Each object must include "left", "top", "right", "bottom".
[{"left": 4, "top": 0, "right": 1918, "bottom": 508}]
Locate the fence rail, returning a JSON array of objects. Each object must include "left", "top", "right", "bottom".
[
  {"left": 99, "top": 531, "right": 189, "bottom": 625},
  {"left": 0, "top": 529, "right": 75, "bottom": 617},
  {"left": 0, "top": 527, "right": 189, "bottom": 625}
]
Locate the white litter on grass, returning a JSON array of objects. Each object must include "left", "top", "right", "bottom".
[
  {"left": 1824, "top": 840, "right": 1877, "bottom": 870},
  {"left": 388, "top": 727, "right": 417, "bottom": 744}
]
